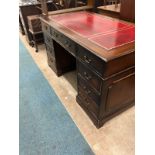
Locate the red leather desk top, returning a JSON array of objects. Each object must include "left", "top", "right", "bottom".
[{"left": 50, "top": 11, "right": 135, "bottom": 50}]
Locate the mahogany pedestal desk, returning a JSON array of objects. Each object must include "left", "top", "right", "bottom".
[{"left": 40, "top": 11, "right": 135, "bottom": 128}]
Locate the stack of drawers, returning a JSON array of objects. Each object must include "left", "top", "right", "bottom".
[
  {"left": 44, "top": 33, "right": 57, "bottom": 73},
  {"left": 42, "top": 22, "right": 57, "bottom": 74},
  {"left": 41, "top": 20, "right": 135, "bottom": 128},
  {"left": 76, "top": 46, "right": 104, "bottom": 124},
  {"left": 76, "top": 45, "right": 134, "bottom": 128},
  {"left": 42, "top": 21, "right": 76, "bottom": 76},
  {"left": 77, "top": 46, "right": 134, "bottom": 128}
]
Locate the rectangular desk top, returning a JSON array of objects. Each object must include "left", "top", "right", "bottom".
[{"left": 41, "top": 11, "right": 135, "bottom": 61}]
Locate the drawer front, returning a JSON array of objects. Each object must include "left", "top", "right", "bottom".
[
  {"left": 78, "top": 76, "right": 100, "bottom": 105},
  {"left": 77, "top": 46, "right": 105, "bottom": 75},
  {"left": 51, "top": 28, "right": 76, "bottom": 56},
  {"left": 61, "top": 36, "right": 76, "bottom": 56},
  {"left": 45, "top": 43, "right": 55, "bottom": 57},
  {"left": 41, "top": 21, "right": 51, "bottom": 34},
  {"left": 47, "top": 52, "right": 56, "bottom": 69},
  {"left": 78, "top": 87, "right": 99, "bottom": 116},
  {"left": 44, "top": 33, "right": 54, "bottom": 48},
  {"left": 50, "top": 27, "right": 59, "bottom": 39},
  {"left": 77, "top": 61, "right": 102, "bottom": 94}
]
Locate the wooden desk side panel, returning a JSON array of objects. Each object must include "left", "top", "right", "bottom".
[
  {"left": 105, "top": 73, "right": 135, "bottom": 111},
  {"left": 98, "top": 68, "right": 135, "bottom": 122}
]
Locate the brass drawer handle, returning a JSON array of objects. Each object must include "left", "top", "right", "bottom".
[
  {"left": 86, "top": 90, "right": 91, "bottom": 95},
  {"left": 83, "top": 55, "right": 92, "bottom": 64},
  {"left": 66, "top": 44, "right": 71, "bottom": 48},
  {"left": 65, "top": 40, "right": 68, "bottom": 44},
  {"left": 53, "top": 31, "right": 58, "bottom": 37},
  {"left": 83, "top": 72, "right": 92, "bottom": 80},
  {"left": 64, "top": 41, "right": 71, "bottom": 48},
  {"left": 82, "top": 86, "right": 91, "bottom": 94}
]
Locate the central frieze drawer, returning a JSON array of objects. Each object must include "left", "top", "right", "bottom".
[
  {"left": 61, "top": 36, "right": 76, "bottom": 56},
  {"left": 50, "top": 28, "right": 76, "bottom": 56},
  {"left": 77, "top": 45, "right": 105, "bottom": 76},
  {"left": 77, "top": 61, "right": 102, "bottom": 94}
]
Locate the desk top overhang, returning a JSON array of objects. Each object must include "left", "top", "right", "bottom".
[{"left": 41, "top": 11, "right": 135, "bottom": 62}]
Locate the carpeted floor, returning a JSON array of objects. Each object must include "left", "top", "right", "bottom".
[{"left": 19, "top": 39, "right": 94, "bottom": 155}]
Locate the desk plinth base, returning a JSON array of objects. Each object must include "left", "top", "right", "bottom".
[{"left": 76, "top": 96, "right": 134, "bottom": 128}]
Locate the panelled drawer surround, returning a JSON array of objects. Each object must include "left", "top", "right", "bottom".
[{"left": 105, "top": 73, "right": 135, "bottom": 112}]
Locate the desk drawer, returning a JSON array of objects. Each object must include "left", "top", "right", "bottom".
[
  {"left": 77, "top": 46, "right": 105, "bottom": 75},
  {"left": 78, "top": 87, "right": 99, "bottom": 116},
  {"left": 51, "top": 28, "right": 76, "bottom": 56},
  {"left": 47, "top": 52, "right": 56, "bottom": 69},
  {"left": 78, "top": 76, "right": 100, "bottom": 105},
  {"left": 44, "top": 33, "right": 54, "bottom": 48},
  {"left": 41, "top": 22, "right": 50, "bottom": 34},
  {"left": 61, "top": 35, "right": 76, "bottom": 56},
  {"left": 77, "top": 61, "right": 102, "bottom": 94},
  {"left": 50, "top": 28, "right": 59, "bottom": 39},
  {"left": 45, "top": 43, "right": 55, "bottom": 57}
]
